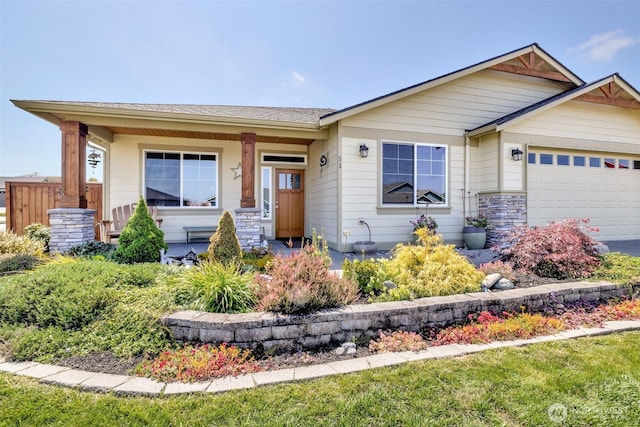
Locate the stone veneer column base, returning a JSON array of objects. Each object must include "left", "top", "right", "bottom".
[
  {"left": 478, "top": 193, "right": 526, "bottom": 248},
  {"left": 48, "top": 208, "right": 96, "bottom": 253},
  {"left": 235, "top": 208, "right": 262, "bottom": 251}
]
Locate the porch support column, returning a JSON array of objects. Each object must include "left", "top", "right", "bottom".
[
  {"left": 240, "top": 132, "right": 256, "bottom": 208},
  {"left": 59, "top": 121, "right": 88, "bottom": 208}
]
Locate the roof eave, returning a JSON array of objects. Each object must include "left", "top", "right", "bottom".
[
  {"left": 11, "top": 100, "right": 322, "bottom": 133},
  {"left": 465, "top": 124, "right": 499, "bottom": 138}
]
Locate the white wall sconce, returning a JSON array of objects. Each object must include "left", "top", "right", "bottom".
[
  {"left": 511, "top": 148, "right": 523, "bottom": 161},
  {"left": 359, "top": 144, "right": 369, "bottom": 158}
]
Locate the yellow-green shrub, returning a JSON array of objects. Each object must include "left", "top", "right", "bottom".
[
  {"left": 0, "top": 230, "right": 44, "bottom": 256},
  {"left": 374, "top": 228, "right": 484, "bottom": 301}
]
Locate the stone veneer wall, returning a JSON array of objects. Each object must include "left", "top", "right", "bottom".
[
  {"left": 163, "top": 281, "right": 636, "bottom": 352},
  {"left": 234, "top": 207, "right": 262, "bottom": 251},
  {"left": 479, "top": 193, "right": 527, "bottom": 247},
  {"left": 48, "top": 208, "right": 96, "bottom": 253}
]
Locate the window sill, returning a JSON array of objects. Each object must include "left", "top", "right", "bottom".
[{"left": 376, "top": 205, "right": 452, "bottom": 215}]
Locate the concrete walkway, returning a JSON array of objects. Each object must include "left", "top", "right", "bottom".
[
  {"left": 167, "top": 240, "right": 640, "bottom": 269},
  {"left": 2, "top": 320, "right": 639, "bottom": 396}
]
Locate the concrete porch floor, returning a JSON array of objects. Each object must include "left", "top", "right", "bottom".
[{"left": 166, "top": 239, "right": 640, "bottom": 269}]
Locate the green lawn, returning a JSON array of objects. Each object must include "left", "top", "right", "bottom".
[{"left": 1, "top": 331, "right": 639, "bottom": 426}]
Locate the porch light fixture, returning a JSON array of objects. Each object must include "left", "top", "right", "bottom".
[
  {"left": 359, "top": 144, "right": 369, "bottom": 158},
  {"left": 88, "top": 148, "right": 101, "bottom": 168},
  {"left": 511, "top": 148, "right": 523, "bottom": 162}
]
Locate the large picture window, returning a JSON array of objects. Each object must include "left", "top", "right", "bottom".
[
  {"left": 382, "top": 142, "right": 447, "bottom": 205},
  {"left": 145, "top": 151, "right": 218, "bottom": 207}
]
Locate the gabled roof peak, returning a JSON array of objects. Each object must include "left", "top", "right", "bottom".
[{"left": 319, "top": 43, "right": 584, "bottom": 126}]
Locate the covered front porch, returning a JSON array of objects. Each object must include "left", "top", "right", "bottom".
[{"left": 11, "top": 101, "right": 334, "bottom": 253}]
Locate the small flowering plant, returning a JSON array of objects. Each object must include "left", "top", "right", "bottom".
[
  {"left": 410, "top": 214, "right": 437, "bottom": 232},
  {"left": 465, "top": 212, "right": 489, "bottom": 228}
]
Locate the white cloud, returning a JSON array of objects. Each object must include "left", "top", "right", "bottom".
[
  {"left": 290, "top": 71, "right": 306, "bottom": 87},
  {"left": 573, "top": 30, "right": 639, "bottom": 62}
]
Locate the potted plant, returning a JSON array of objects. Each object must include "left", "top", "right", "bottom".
[
  {"left": 411, "top": 214, "right": 437, "bottom": 241},
  {"left": 463, "top": 212, "right": 489, "bottom": 249}
]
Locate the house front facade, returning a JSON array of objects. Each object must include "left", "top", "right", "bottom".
[{"left": 12, "top": 44, "right": 640, "bottom": 252}]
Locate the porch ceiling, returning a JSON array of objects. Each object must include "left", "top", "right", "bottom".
[{"left": 108, "top": 126, "right": 316, "bottom": 144}]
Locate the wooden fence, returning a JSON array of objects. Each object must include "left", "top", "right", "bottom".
[{"left": 4, "top": 181, "right": 102, "bottom": 238}]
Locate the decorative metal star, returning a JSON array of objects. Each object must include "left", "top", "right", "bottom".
[{"left": 231, "top": 162, "right": 242, "bottom": 179}]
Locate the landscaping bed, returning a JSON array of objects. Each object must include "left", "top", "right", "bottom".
[{"left": 1, "top": 217, "right": 640, "bottom": 384}]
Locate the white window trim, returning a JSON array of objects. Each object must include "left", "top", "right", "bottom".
[
  {"left": 380, "top": 140, "right": 449, "bottom": 208},
  {"left": 261, "top": 166, "right": 272, "bottom": 220},
  {"left": 143, "top": 149, "right": 219, "bottom": 208}
]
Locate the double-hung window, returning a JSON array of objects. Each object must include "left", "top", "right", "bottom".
[
  {"left": 144, "top": 151, "right": 218, "bottom": 207},
  {"left": 382, "top": 142, "right": 447, "bottom": 205}
]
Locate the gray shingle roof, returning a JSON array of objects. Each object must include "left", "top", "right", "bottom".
[{"left": 36, "top": 101, "right": 336, "bottom": 124}]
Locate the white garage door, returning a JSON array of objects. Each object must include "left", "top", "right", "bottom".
[{"left": 527, "top": 149, "right": 640, "bottom": 240}]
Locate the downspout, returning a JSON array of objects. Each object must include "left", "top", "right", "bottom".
[{"left": 464, "top": 136, "right": 470, "bottom": 225}]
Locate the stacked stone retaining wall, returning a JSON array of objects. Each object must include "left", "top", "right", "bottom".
[{"left": 162, "top": 281, "right": 637, "bottom": 352}]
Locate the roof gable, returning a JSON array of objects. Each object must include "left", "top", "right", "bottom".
[
  {"left": 466, "top": 74, "right": 640, "bottom": 137},
  {"left": 318, "top": 43, "right": 584, "bottom": 126}
]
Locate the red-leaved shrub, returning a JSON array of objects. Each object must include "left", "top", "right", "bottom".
[
  {"left": 254, "top": 245, "right": 359, "bottom": 314},
  {"left": 499, "top": 218, "right": 602, "bottom": 279}
]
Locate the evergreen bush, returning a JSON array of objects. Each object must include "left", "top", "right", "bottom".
[
  {"left": 114, "top": 197, "right": 167, "bottom": 264},
  {"left": 207, "top": 211, "right": 241, "bottom": 265},
  {"left": 0, "top": 254, "right": 41, "bottom": 274},
  {"left": 374, "top": 228, "right": 484, "bottom": 301},
  {"left": 342, "top": 258, "right": 384, "bottom": 296}
]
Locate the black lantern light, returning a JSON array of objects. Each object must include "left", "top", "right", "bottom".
[
  {"left": 511, "top": 148, "right": 523, "bottom": 161},
  {"left": 359, "top": 144, "right": 369, "bottom": 158}
]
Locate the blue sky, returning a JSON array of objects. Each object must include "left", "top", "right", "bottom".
[{"left": 1, "top": 0, "right": 639, "bottom": 178}]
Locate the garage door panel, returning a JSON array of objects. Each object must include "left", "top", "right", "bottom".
[{"left": 527, "top": 149, "right": 640, "bottom": 240}]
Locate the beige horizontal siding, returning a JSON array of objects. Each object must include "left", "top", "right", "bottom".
[
  {"left": 508, "top": 101, "right": 640, "bottom": 145},
  {"left": 308, "top": 131, "right": 338, "bottom": 246},
  {"left": 343, "top": 70, "right": 566, "bottom": 135}
]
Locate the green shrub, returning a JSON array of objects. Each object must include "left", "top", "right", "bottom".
[
  {"left": 66, "top": 241, "right": 116, "bottom": 259},
  {"left": 500, "top": 218, "right": 601, "bottom": 279},
  {"left": 0, "top": 230, "right": 44, "bottom": 256},
  {"left": 255, "top": 245, "right": 359, "bottom": 314},
  {"left": 6, "top": 325, "right": 85, "bottom": 362},
  {"left": 0, "top": 254, "right": 41, "bottom": 274},
  {"left": 591, "top": 252, "right": 640, "bottom": 285},
  {"left": 373, "top": 228, "right": 484, "bottom": 301},
  {"left": 1, "top": 260, "right": 189, "bottom": 361},
  {"left": 114, "top": 197, "right": 167, "bottom": 264},
  {"left": 208, "top": 211, "right": 242, "bottom": 265},
  {"left": 342, "top": 258, "right": 383, "bottom": 296},
  {"left": 180, "top": 261, "right": 256, "bottom": 313},
  {"left": 0, "top": 259, "right": 120, "bottom": 329},
  {"left": 23, "top": 223, "right": 50, "bottom": 252},
  {"left": 241, "top": 247, "right": 275, "bottom": 273}
]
